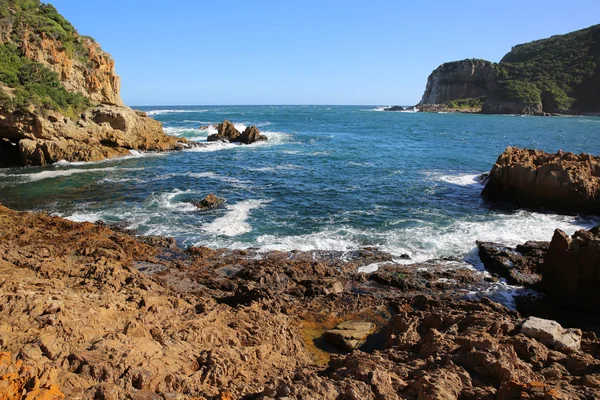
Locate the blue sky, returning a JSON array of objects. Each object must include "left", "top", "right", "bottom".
[{"left": 51, "top": 0, "right": 600, "bottom": 106}]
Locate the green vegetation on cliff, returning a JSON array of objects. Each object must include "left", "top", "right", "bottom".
[
  {"left": 422, "top": 24, "right": 600, "bottom": 114},
  {"left": 496, "top": 24, "right": 600, "bottom": 112},
  {"left": 0, "top": 0, "right": 92, "bottom": 117},
  {"left": 445, "top": 97, "right": 486, "bottom": 110}
]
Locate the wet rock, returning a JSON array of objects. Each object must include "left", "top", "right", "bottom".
[
  {"left": 238, "top": 125, "right": 268, "bottom": 144},
  {"left": 192, "top": 194, "right": 225, "bottom": 210},
  {"left": 207, "top": 120, "right": 241, "bottom": 142},
  {"left": 323, "top": 321, "right": 376, "bottom": 350},
  {"left": 482, "top": 147, "right": 600, "bottom": 215},
  {"left": 477, "top": 240, "right": 547, "bottom": 288},
  {"left": 383, "top": 106, "right": 405, "bottom": 111},
  {"left": 521, "top": 317, "right": 582, "bottom": 351}
]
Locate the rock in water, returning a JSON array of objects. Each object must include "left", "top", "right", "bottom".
[
  {"left": 383, "top": 106, "right": 405, "bottom": 111},
  {"left": 482, "top": 147, "right": 600, "bottom": 215},
  {"left": 193, "top": 194, "right": 225, "bottom": 210},
  {"left": 542, "top": 227, "right": 600, "bottom": 314},
  {"left": 521, "top": 317, "right": 582, "bottom": 351},
  {"left": 239, "top": 125, "right": 268, "bottom": 144},
  {"left": 323, "top": 321, "right": 376, "bottom": 350},
  {"left": 476, "top": 240, "right": 547, "bottom": 288},
  {"left": 207, "top": 120, "right": 241, "bottom": 142}
]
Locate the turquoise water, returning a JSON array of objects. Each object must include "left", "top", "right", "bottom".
[{"left": 1, "top": 106, "right": 599, "bottom": 262}]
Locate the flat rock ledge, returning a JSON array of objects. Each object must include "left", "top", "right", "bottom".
[{"left": 323, "top": 321, "right": 376, "bottom": 350}]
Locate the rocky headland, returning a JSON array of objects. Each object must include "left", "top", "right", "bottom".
[
  {"left": 417, "top": 24, "right": 600, "bottom": 115},
  {"left": 0, "top": 1, "right": 187, "bottom": 166}
]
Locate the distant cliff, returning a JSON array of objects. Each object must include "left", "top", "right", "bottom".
[
  {"left": 418, "top": 24, "right": 600, "bottom": 115},
  {"left": 0, "top": 0, "right": 182, "bottom": 166}
]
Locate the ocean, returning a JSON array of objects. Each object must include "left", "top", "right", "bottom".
[{"left": 1, "top": 105, "right": 599, "bottom": 266}]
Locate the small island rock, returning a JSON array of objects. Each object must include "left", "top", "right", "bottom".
[{"left": 192, "top": 194, "right": 225, "bottom": 210}]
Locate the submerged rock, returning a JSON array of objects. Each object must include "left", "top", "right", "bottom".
[
  {"left": 383, "top": 105, "right": 405, "bottom": 111},
  {"left": 482, "top": 147, "right": 600, "bottom": 215},
  {"left": 192, "top": 194, "right": 225, "bottom": 210},
  {"left": 323, "top": 321, "right": 376, "bottom": 350}
]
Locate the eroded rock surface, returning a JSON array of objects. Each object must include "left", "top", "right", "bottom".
[
  {"left": 1, "top": 204, "right": 600, "bottom": 399},
  {"left": 482, "top": 147, "right": 600, "bottom": 215}
]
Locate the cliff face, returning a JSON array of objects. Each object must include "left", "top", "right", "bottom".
[
  {"left": 20, "top": 30, "right": 123, "bottom": 106},
  {"left": 419, "top": 59, "right": 497, "bottom": 105},
  {"left": 0, "top": 1, "right": 181, "bottom": 166},
  {"left": 418, "top": 24, "right": 600, "bottom": 114}
]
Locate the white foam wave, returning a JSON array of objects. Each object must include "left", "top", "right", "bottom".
[
  {"left": 431, "top": 172, "right": 486, "bottom": 187},
  {"left": 153, "top": 189, "right": 197, "bottom": 212},
  {"left": 146, "top": 109, "right": 208, "bottom": 116},
  {"left": 63, "top": 211, "right": 106, "bottom": 223},
  {"left": 246, "top": 210, "right": 597, "bottom": 263},
  {"left": 164, "top": 126, "right": 204, "bottom": 136},
  {"left": 20, "top": 167, "right": 116, "bottom": 182},
  {"left": 203, "top": 199, "right": 270, "bottom": 237},
  {"left": 186, "top": 141, "right": 240, "bottom": 152},
  {"left": 248, "top": 164, "right": 301, "bottom": 172}
]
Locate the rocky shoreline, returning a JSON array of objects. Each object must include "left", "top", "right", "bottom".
[{"left": 2, "top": 159, "right": 600, "bottom": 400}]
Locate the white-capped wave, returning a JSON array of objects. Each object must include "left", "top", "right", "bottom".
[
  {"left": 244, "top": 210, "right": 597, "bottom": 263},
  {"left": 430, "top": 172, "right": 486, "bottom": 187},
  {"left": 248, "top": 164, "right": 301, "bottom": 172},
  {"left": 62, "top": 211, "right": 106, "bottom": 223},
  {"left": 17, "top": 167, "right": 116, "bottom": 182},
  {"left": 163, "top": 126, "right": 204, "bottom": 136},
  {"left": 146, "top": 109, "right": 208, "bottom": 116},
  {"left": 203, "top": 199, "right": 270, "bottom": 237},
  {"left": 152, "top": 189, "right": 198, "bottom": 212}
]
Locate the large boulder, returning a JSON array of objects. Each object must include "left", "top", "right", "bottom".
[
  {"left": 482, "top": 147, "right": 600, "bottom": 215},
  {"left": 521, "top": 317, "right": 581, "bottom": 351},
  {"left": 192, "top": 194, "right": 225, "bottom": 210},
  {"left": 207, "top": 120, "right": 241, "bottom": 142},
  {"left": 207, "top": 121, "right": 267, "bottom": 144},
  {"left": 542, "top": 227, "right": 600, "bottom": 314},
  {"left": 238, "top": 125, "right": 267, "bottom": 144}
]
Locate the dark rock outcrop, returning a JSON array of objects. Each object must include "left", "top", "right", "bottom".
[
  {"left": 477, "top": 240, "right": 547, "bottom": 288},
  {"left": 482, "top": 147, "right": 600, "bottom": 215},
  {"left": 542, "top": 227, "right": 600, "bottom": 314},
  {"left": 383, "top": 106, "right": 405, "bottom": 111}
]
